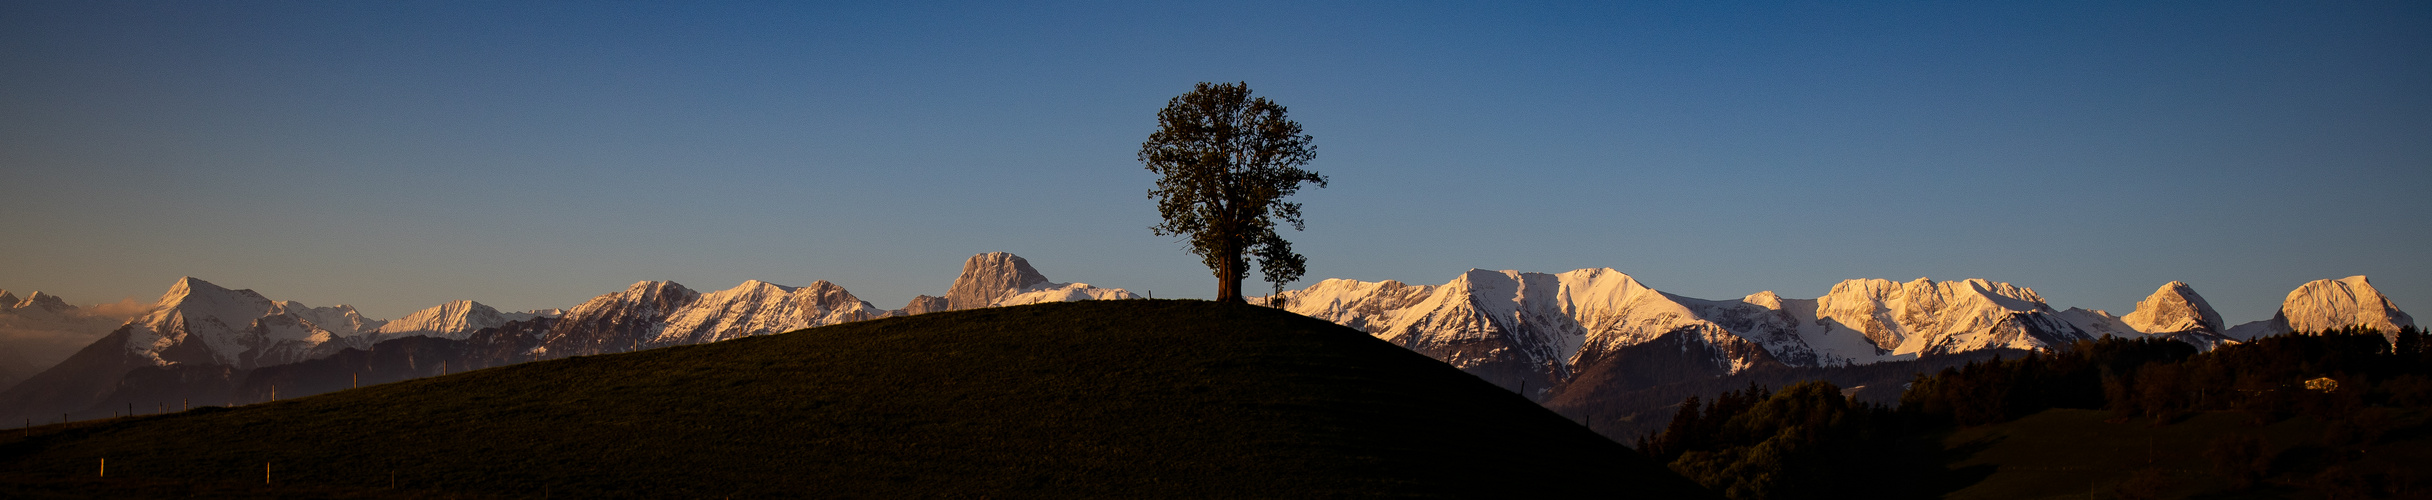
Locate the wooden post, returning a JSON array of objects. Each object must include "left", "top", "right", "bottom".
[
  {"left": 353, "top": 373, "right": 359, "bottom": 389},
  {"left": 271, "top": 385, "right": 278, "bottom": 402},
  {"left": 266, "top": 461, "right": 272, "bottom": 485},
  {"left": 99, "top": 458, "right": 104, "bottom": 477}
]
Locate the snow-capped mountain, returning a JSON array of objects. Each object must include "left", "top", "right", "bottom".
[
  {"left": 926, "top": 252, "right": 1138, "bottom": 312},
  {"left": 117, "top": 277, "right": 385, "bottom": 369},
  {"left": 370, "top": 300, "right": 564, "bottom": 342},
  {"left": 655, "top": 280, "right": 892, "bottom": 345},
  {"left": 526, "top": 252, "right": 1134, "bottom": 357},
  {"left": 2123, "top": 281, "right": 2227, "bottom": 335},
  {"left": 0, "top": 290, "right": 123, "bottom": 389},
  {"left": 1273, "top": 270, "right": 2101, "bottom": 399},
  {"left": 1808, "top": 278, "right": 2094, "bottom": 357},
  {"left": 2226, "top": 276, "right": 2416, "bottom": 341},
  {"left": 2057, "top": 281, "right": 2236, "bottom": 350},
  {"left": 1276, "top": 268, "right": 1793, "bottom": 398},
  {"left": 535, "top": 278, "right": 899, "bottom": 356},
  {"left": 0, "top": 277, "right": 385, "bottom": 422},
  {"left": 5, "top": 291, "right": 77, "bottom": 316},
  {"left": 3, "top": 253, "right": 1142, "bottom": 422}
]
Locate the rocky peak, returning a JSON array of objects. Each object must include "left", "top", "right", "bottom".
[
  {"left": 2121, "top": 281, "right": 2224, "bottom": 335},
  {"left": 896, "top": 295, "right": 949, "bottom": 315},
  {"left": 569, "top": 281, "right": 701, "bottom": 319},
  {"left": 944, "top": 252, "right": 1051, "bottom": 311},
  {"left": 11, "top": 291, "right": 75, "bottom": 315},
  {"left": 2279, "top": 276, "right": 2414, "bottom": 335},
  {"left": 376, "top": 300, "right": 508, "bottom": 340}
]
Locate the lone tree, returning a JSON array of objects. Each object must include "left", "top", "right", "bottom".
[{"left": 1140, "top": 82, "right": 1326, "bottom": 304}]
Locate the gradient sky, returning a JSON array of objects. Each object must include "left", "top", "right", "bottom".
[{"left": 3, "top": 1, "right": 2426, "bottom": 325}]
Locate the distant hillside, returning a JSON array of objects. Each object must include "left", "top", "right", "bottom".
[{"left": 0, "top": 300, "right": 1712, "bottom": 499}]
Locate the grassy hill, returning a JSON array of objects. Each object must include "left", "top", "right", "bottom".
[{"left": 0, "top": 300, "right": 1712, "bottom": 498}]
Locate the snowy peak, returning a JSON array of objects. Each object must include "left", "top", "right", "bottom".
[
  {"left": 1277, "top": 270, "right": 2102, "bottom": 390},
  {"left": 1809, "top": 277, "right": 2081, "bottom": 356},
  {"left": 118, "top": 277, "right": 389, "bottom": 369},
  {"left": 12, "top": 291, "right": 75, "bottom": 315},
  {"left": 376, "top": 300, "right": 510, "bottom": 341},
  {"left": 2121, "top": 281, "right": 2225, "bottom": 335},
  {"left": 2054, "top": 282, "right": 2236, "bottom": 351},
  {"left": 567, "top": 281, "right": 701, "bottom": 321},
  {"left": 654, "top": 279, "right": 890, "bottom": 344}
]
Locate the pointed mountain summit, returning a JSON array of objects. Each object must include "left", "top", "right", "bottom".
[
  {"left": 0, "top": 277, "right": 398, "bottom": 422},
  {"left": 923, "top": 252, "right": 1138, "bottom": 313},
  {"left": 2057, "top": 281, "right": 2235, "bottom": 350},
  {"left": 10, "top": 291, "right": 76, "bottom": 316},
  {"left": 2227, "top": 276, "right": 2416, "bottom": 341},
  {"left": 945, "top": 252, "right": 1052, "bottom": 310},
  {"left": 2122, "top": 281, "right": 2226, "bottom": 335}
]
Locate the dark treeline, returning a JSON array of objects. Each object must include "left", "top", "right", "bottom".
[{"left": 1639, "top": 327, "right": 2432, "bottom": 499}]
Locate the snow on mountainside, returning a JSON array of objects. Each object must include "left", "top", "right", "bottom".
[
  {"left": 0, "top": 289, "right": 141, "bottom": 388},
  {"left": 2123, "top": 281, "right": 2227, "bottom": 335},
  {"left": 7, "top": 291, "right": 77, "bottom": 316},
  {"left": 1277, "top": 270, "right": 2415, "bottom": 400},
  {"left": 538, "top": 253, "right": 1133, "bottom": 356},
  {"left": 122, "top": 277, "right": 385, "bottom": 369},
  {"left": 2226, "top": 276, "right": 2416, "bottom": 341},
  {"left": 1273, "top": 268, "right": 1791, "bottom": 397},
  {"left": 1808, "top": 278, "right": 2092, "bottom": 357},
  {"left": 1277, "top": 272, "right": 2091, "bottom": 372},
  {"left": 916, "top": 252, "right": 1138, "bottom": 312},
  {"left": 1272, "top": 270, "right": 2109, "bottom": 398},
  {"left": 373, "top": 300, "right": 514, "bottom": 341},
  {"left": 2056, "top": 282, "right": 2236, "bottom": 350},
  {"left": 654, "top": 280, "right": 892, "bottom": 345}
]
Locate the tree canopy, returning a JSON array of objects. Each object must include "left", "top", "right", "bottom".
[{"left": 1139, "top": 82, "right": 1325, "bottom": 303}]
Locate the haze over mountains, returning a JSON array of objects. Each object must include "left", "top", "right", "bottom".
[{"left": 0, "top": 253, "right": 2411, "bottom": 426}]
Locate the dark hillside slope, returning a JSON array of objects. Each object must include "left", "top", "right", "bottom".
[{"left": 0, "top": 300, "right": 1711, "bottom": 499}]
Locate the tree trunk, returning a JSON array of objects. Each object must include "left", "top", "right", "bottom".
[{"left": 1215, "top": 241, "right": 1245, "bottom": 303}]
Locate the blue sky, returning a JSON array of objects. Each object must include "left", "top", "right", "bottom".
[{"left": 3, "top": 1, "right": 2425, "bottom": 324}]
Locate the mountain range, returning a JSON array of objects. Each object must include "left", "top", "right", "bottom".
[
  {"left": 0, "top": 254, "right": 2411, "bottom": 425},
  {"left": 0, "top": 252, "right": 1133, "bottom": 422},
  {"left": 1270, "top": 270, "right": 2411, "bottom": 402}
]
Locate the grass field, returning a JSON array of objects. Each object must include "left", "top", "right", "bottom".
[
  {"left": 0, "top": 300, "right": 1712, "bottom": 498},
  {"left": 1940, "top": 408, "right": 2431, "bottom": 499}
]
